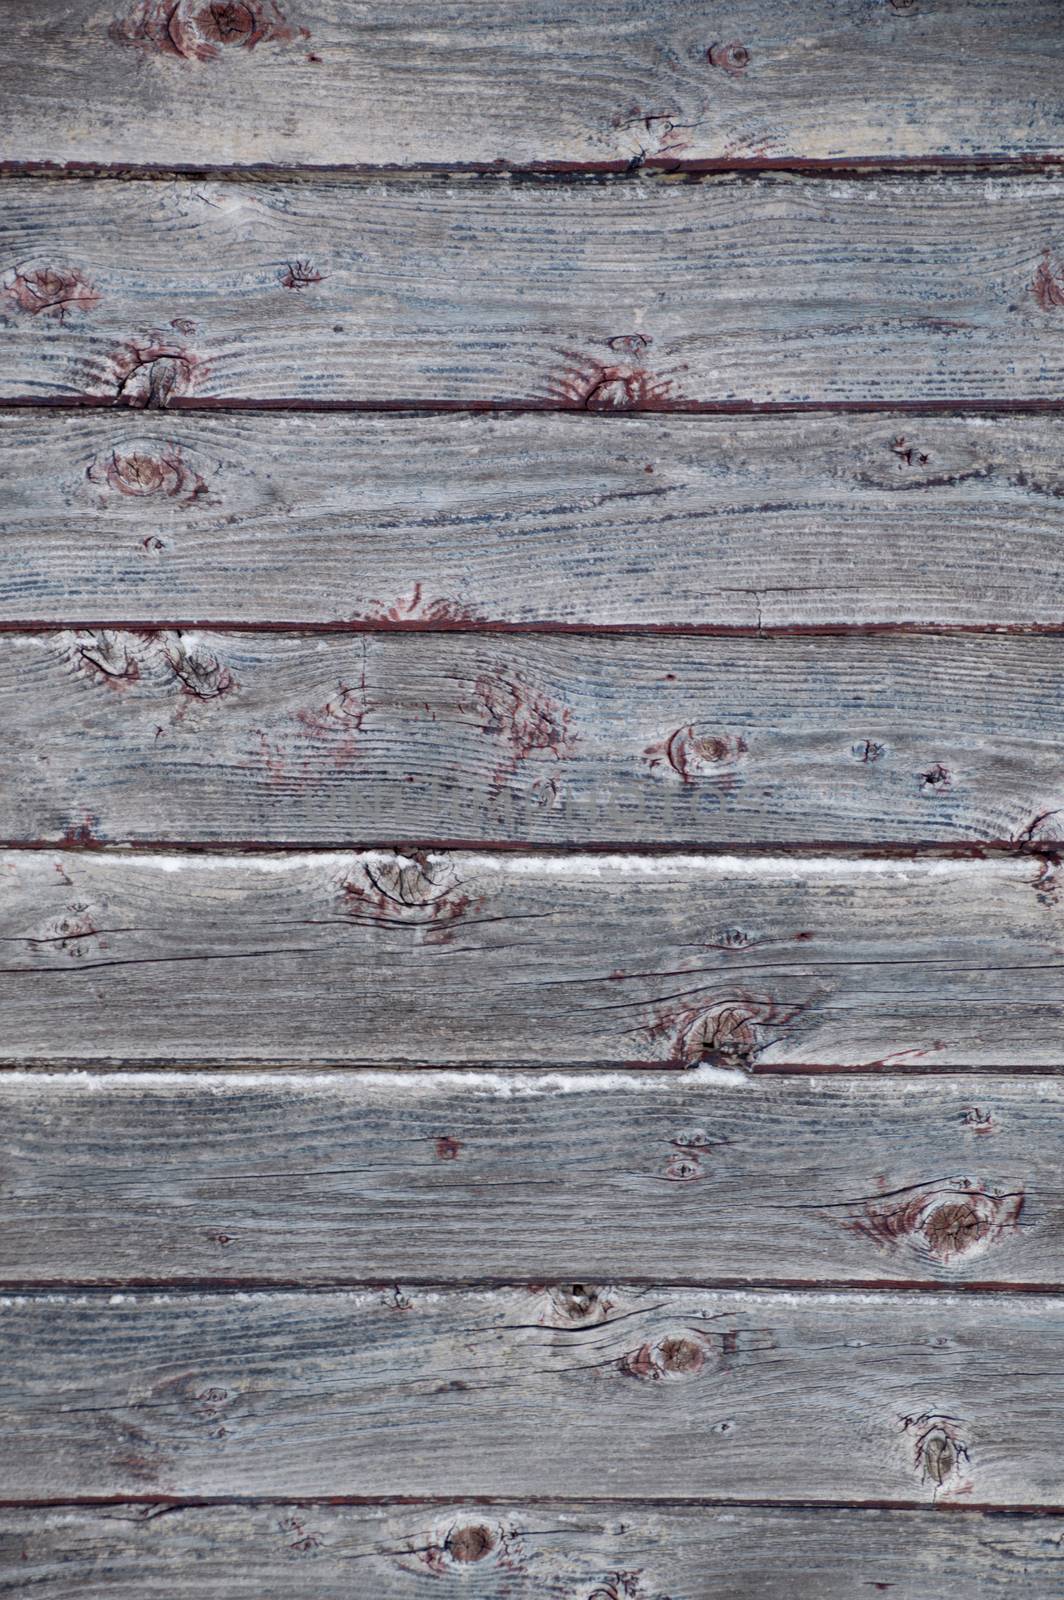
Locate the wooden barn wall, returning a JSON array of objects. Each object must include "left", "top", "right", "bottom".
[{"left": 2, "top": 4, "right": 1064, "bottom": 1596}]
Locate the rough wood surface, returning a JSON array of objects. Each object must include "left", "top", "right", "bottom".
[
  {"left": 3, "top": 1501, "right": 1062, "bottom": 1598},
  {"left": 1, "top": 850, "right": 1061, "bottom": 1067},
  {"left": 6, "top": 175, "right": 1064, "bottom": 404},
  {"left": 6, "top": 410, "right": 1064, "bottom": 628},
  {"left": 0, "top": 1072, "right": 1056, "bottom": 1286},
  {"left": 3, "top": 2, "right": 1064, "bottom": 169},
  {"left": 5, "top": 628, "right": 1064, "bottom": 846},
  {"left": 1, "top": 1286, "right": 1061, "bottom": 1501}
]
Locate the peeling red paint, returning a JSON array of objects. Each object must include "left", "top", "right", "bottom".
[
  {"left": 58, "top": 816, "right": 101, "bottom": 848},
  {"left": 849, "top": 1179, "right": 1023, "bottom": 1264},
  {"left": 357, "top": 584, "right": 484, "bottom": 626},
  {"left": 4, "top": 265, "right": 100, "bottom": 320},
  {"left": 435, "top": 1135, "right": 461, "bottom": 1161},
  {"left": 1033, "top": 250, "right": 1064, "bottom": 310},
  {"left": 474, "top": 668, "right": 578, "bottom": 778},
  {"left": 111, "top": 0, "right": 308, "bottom": 60}
]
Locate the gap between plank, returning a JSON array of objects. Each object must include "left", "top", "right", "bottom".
[
  {"left": 0, "top": 1277, "right": 1060, "bottom": 1296},
  {"left": 0, "top": 1493, "right": 1059, "bottom": 1515},
  {"left": 4, "top": 155, "right": 1064, "bottom": 182},
  {"left": 10, "top": 396, "right": 1064, "bottom": 416},
  {"left": 0, "top": 839, "right": 1051, "bottom": 859},
  {"left": 2, "top": 620, "right": 1064, "bottom": 640}
]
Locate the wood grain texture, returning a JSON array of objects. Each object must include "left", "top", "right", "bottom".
[
  {"left": 2, "top": 2, "right": 1064, "bottom": 169},
  {"left": 1, "top": 1286, "right": 1061, "bottom": 1500},
  {"left": 1, "top": 850, "right": 1061, "bottom": 1067},
  {"left": 6, "top": 409, "right": 1064, "bottom": 628},
  {"left": 6, "top": 174, "right": 1064, "bottom": 405},
  {"left": 5, "top": 628, "right": 1064, "bottom": 846},
  {"left": 3, "top": 1502, "right": 1062, "bottom": 1598},
  {"left": 0, "top": 1072, "right": 1055, "bottom": 1286}
]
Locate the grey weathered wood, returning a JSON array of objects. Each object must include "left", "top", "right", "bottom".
[
  {"left": 2, "top": 2, "right": 1064, "bottom": 169},
  {"left": 5, "top": 629, "right": 1064, "bottom": 846},
  {"left": 5, "top": 175, "right": 1064, "bottom": 404},
  {"left": 0, "top": 1071, "right": 1056, "bottom": 1286},
  {"left": 6, "top": 410, "right": 1064, "bottom": 628},
  {"left": 0, "top": 1286, "right": 1060, "bottom": 1500},
  {"left": 1, "top": 850, "right": 1061, "bottom": 1066},
  {"left": 3, "top": 1502, "right": 1061, "bottom": 1599}
]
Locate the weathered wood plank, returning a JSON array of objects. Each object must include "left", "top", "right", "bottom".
[
  {"left": 3, "top": 2, "right": 1064, "bottom": 169},
  {"left": 5, "top": 410, "right": 1064, "bottom": 628},
  {"left": 5, "top": 175, "right": 1064, "bottom": 404},
  {"left": 3, "top": 1502, "right": 1061, "bottom": 1598},
  {"left": 5, "top": 629, "right": 1064, "bottom": 846},
  {"left": 0, "top": 1286, "right": 1060, "bottom": 1500},
  {"left": 1, "top": 1072, "right": 1056, "bottom": 1286},
  {"left": 0, "top": 851, "right": 1060, "bottom": 1066}
]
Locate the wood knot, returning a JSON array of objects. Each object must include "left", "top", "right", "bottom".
[
  {"left": 162, "top": 634, "right": 237, "bottom": 700},
  {"left": 546, "top": 351, "right": 686, "bottom": 411},
  {"left": 707, "top": 40, "right": 750, "bottom": 74},
  {"left": 446, "top": 1525, "right": 494, "bottom": 1564},
  {"left": 99, "top": 338, "right": 208, "bottom": 408},
  {"left": 419, "top": 1517, "right": 505, "bottom": 1574},
  {"left": 87, "top": 443, "right": 209, "bottom": 504},
  {"left": 891, "top": 435, "right": 930, "bottom": 468},
  {"left": 920, "top": 762, "right": 952, "bottom": 794},
  {"left": 342, "top": 851, "right": 482, "bottom": 933},
  {"left": 646, "top": 997, "right": 794, "bottom": 1068},
  {"left": 849, "top": 1178, "right": 1023, "bottom": 1265},
  {"left": 645, "top": 727, "right": 748, "bottom": 786},
  {"left": 111, "top": 0, "right": 308, "bottom": 60},
  {"left": 280, "top": 259, "right": 325, "bottom": 290},
  {"left": 434, "top": 1135, "right": 461, "bottom": 1161},
  {"left": 852, "top": 739, "right": 886, "bottom": 764},
  {"left": 539, "top": 1284, "right": 614, "bottom": 1326},
  {"left": 278, "top": 1514, "right": 324, "bottom": 1555},
  {"left": 606, "top": 333, "right": 653, "bottom": 356},
  {"left": 1017, "top": 809, "right": 1064, "bottom": 845},
  {"left": 70, "top": 629, "right": 142, "bottom": 691},
  {"left": 4, "top": 264, "right": 100, "bottom": 320},
  {"left": 901, "top": 1412, "right": 970, "bottom": 1489},
  {"left": 620, "top": 1333, "right": 706, "bottom": 1381}
]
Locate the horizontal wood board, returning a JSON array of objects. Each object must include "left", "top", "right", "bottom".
[
  {"left": 1, "top": 1286, "right": 1061, "bottom": 1500},
  {"left": 1, "top": 850, "right": 1061, "bottom": 1066},
  {"left": 3, "top": 2, "right": 1064, "bottom": 169},
  {"left": 3, "top": 1501, "right": 1062, "bottom": 1598},
  {"left": 6, "top": 175, "right": 1064, "bottom": 404},
  {"left": 4, "top": 629, "right": 1064, "bottom": 846},
  {"left": 0, "top": 1071, "right": 1056, "bottom": 1286},
  {"left": 6, "top": 410, "right": 1064, "bottom": 628}
]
